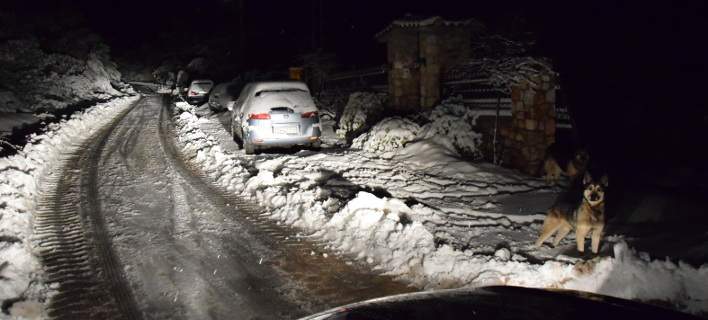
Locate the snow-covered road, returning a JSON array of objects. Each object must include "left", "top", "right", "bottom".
[{"left": 34, "top": 95, "right": 412, "bottom": 319}]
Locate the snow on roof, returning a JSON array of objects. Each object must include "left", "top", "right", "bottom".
[
  {"left": 250, "top": 81, "right": 310, "bottom": 94},
  {"left": 375, "top": 16, "right": 483, "bottom": 39}
]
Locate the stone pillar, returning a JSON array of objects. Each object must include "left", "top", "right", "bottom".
[
  {"left": 376, "top": 17, "right": 475, "bottom": 113},
  {"left": 503, "top": 75, "right": 556, "bottom": 176},
  {"left": 419, "top": 29, "right": 441, "bottom": 108},
  {"left": 387, "top": 28, "right": 420, "bottom": 113}
]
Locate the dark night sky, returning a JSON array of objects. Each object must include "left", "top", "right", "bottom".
[
  {"left": 4, "top": 0, "right": 708, "bottom": 173},
  {"left": 14, "top": 0, "right": 543, "bottom": 66}
]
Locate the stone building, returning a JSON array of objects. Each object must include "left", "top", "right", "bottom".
[{"left": 375, "top": 16, "right": 482, "bottom": 113}]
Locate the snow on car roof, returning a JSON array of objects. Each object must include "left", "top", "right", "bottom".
[{"left": 250, "top": 81, "right": 309, "bottom": 95}]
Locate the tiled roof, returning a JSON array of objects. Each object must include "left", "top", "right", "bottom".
[{"left": 375, "top": 16, "right": 481, "bottom": 39}]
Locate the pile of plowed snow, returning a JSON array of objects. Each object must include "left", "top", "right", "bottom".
[{"left": 0, "top": 96, "right": 138, "bottom": 318}]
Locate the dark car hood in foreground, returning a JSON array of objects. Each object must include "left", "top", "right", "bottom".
[{"left": 299, "top": 286, "right": 699, "bottom": 320}]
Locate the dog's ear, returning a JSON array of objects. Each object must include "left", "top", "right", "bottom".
[
  {"left": 600, "top": 174, "right": 609, "bottom": 187},
  {"left": 583, "top": 172, "right": 593, "bottom": 185}
]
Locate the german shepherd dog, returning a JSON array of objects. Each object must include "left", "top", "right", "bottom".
[
  {"left": 535, "top": 172, "right": 608, "bottom": 254},
  {"left": 544, "top": 147, "right": 590, "bottom": 185}
]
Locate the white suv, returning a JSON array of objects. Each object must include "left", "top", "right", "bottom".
[{"left": 230, "top": 81, "right": 321, "bottom": 154}]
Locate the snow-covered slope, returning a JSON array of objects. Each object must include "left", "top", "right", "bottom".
[
  {"left": 0, "top": 96, "right": 139, "bottom": 318},
  {"left": 172, "top": 102, "right": 708, "bottom": 315},
  {"left": 0, "top": 39, "right": 127, "bottom": 113}
]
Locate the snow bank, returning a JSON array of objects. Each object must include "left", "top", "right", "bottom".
[
  {"left": 318, "top": 192, "right": 435, "bottom": 271},
  {"left": 170, "top": 104, "right": 708, "bottom": 315},
  {"left": 0, "top": 96, "right": 139, "bottom": 317},
  {"left": 336, "top": 92, "right": 387, "bottom": 139}
]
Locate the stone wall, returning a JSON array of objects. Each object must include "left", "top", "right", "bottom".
[{"left": 501, "top": 75, "right": 556, "bottom": 176}]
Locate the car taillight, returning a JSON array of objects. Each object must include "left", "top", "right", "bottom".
[
  {"left": 301, "top": 111, "right": 318, "bottom": 118},
  {"left": 249, "top": 113, "right": 271, "bottom": 120}
]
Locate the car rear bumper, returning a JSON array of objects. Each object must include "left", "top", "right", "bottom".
[
  {"left": 246, "top": 122, "right": 321, "bottom": 148},
  {"left": 187, "top": 95, "right": 208, "bottom": 104},
  {"left": 251, "top": 135, "right": 321, "bottom": 147}
]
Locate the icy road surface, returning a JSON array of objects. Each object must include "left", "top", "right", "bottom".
[{"left": 36, "top": 96, "right": 411, "bottom": 319}]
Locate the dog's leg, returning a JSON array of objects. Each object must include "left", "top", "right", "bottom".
[
  {"left": 567, "top": 162, "right": 578, "bottom": 181},
  {"left": 544, "top": 159, "right": 561, "bottom": 185},
  {"left": 575, "top": 225, "right": 591, "bottom": 253},
  {"left": 535, "top": 216, "right": 560, "bottom": 247},
  {"left": 590, "top": 225, "right": 604, "bottom": 254},
  {"left": 544, "top": 160, "right": 554, "bottom": 185},
  {"left": 552, "top": 223, "right": 572, "bottom": 247}
]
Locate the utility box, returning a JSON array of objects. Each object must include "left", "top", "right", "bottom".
[
  {"left": 376, "top": 16, "right": 481, "bottom": 113},
  {"left": 289, "top": 67, "right": 304, "bottom": 81}
]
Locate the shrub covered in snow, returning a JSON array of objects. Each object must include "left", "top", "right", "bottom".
[
  {"left": 350, "top": 98, "right": 483, "bottom": 159},
  {"left": 0, "top": 38, "right": 126, "bottom": 112},
  {"left": 418, "top": 100, "right": 484, "bottom": 159},
  {"left": 351, "top": 117, "right": 421, "bottom": 153},
  {"left": 336, "top": 92, "right": 387, "bottom": 140}
]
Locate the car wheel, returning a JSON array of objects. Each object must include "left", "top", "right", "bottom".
[
  {"left": 230, "top": 119, "right": 236, "bottom": 138},
  {"left": 244, "top": 141, "right": 255, "bottom": 155},
  {"left": 310, "top": 141, "right": 321, "bottom": 150},
  {"left": 231, "top": 120, "right": 243, "bottom": 147}
]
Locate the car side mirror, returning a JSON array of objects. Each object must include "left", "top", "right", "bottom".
[{"left": 227, "top": 101, "right": 235, "bottom": 111}]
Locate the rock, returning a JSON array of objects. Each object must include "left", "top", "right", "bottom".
[
  {"left": 546, "top": 90, "right": 556, "bottom": 103},
  {"left": 525, "top": 119, "right": 537, "bottom": 130},
  {"left": 523, "top": 90, "right": 534, "bottom": 106},
  {"left": 494, "top": 248, "right": 511, "bottom": 261}
]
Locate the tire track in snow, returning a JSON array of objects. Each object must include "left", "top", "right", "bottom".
[{"left": 33, "top": 99, "right": 143, "bottom": 320}]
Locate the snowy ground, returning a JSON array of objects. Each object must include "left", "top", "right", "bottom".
[
  {"left": 171, "top": 100, "right": 708, "bottom": 315},
  {"left": 0, "top": 96, "right": 139, "bottom": 318}
]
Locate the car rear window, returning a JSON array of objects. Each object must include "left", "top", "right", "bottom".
[
  {"left": 254, "top": 88, "right": 308, "bottom": 97},
  {"left": 192, "top": 82, "right": 213, "bottom": 91}
]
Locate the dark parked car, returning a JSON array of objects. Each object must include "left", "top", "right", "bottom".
[
  {"left": 208, "top": 82, "right": 240, "bottom": 112},
  {"left": 186, "top": 79, "right": 214, "bottom": 105}
]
